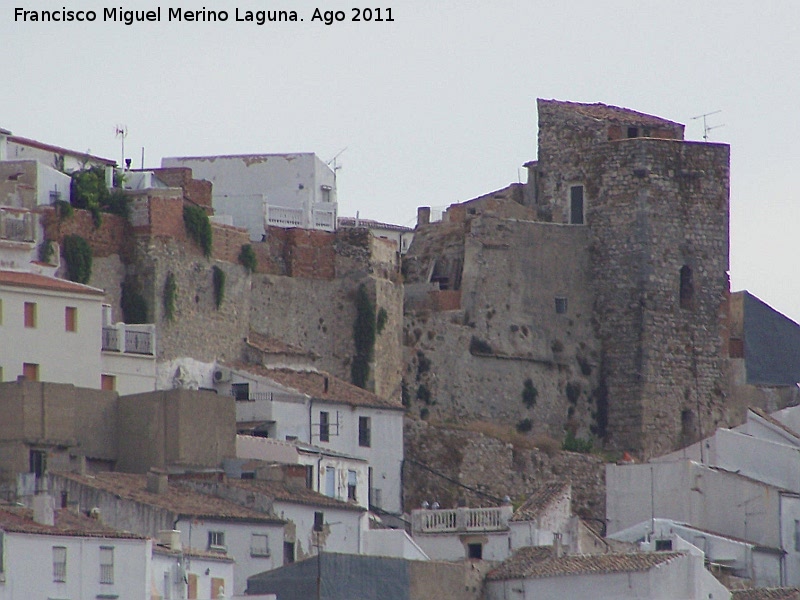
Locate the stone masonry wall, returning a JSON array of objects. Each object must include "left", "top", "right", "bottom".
[
  {"left": 589, "top": 139, "right": 730, "bottom": 457},
  {"left": 404, "top": 418, "right": 606, "bottom": 522}
]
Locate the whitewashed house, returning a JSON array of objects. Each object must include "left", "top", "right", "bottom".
[
  {"left": 410, "top": 484, "right": 571, "bottom": 562},
  {"left": 337, "top": 216, "right": 414, "bottom": 254},
  {"left": 0, "top": 503, "right": 151, "bottom": 600},
  {"left": 49, "top": 471, "right": 287, "bottom": 596},
  {"left": 484, "top": 539, "right": 730, "bottom": 600},
  {"left": 0, "top": 128, "right": 116, "bottom": 175},
  {"left": 215, "top": 362, "right": 405, "bottom": 514},
  {"left": 151, "top": 529, "right": 235, "bottom": 600},
  {"left": 162, "top": 153, "right": 337, "bottom": 238},
  {"left": 0, "top": 270, "right": 156, "bottom": 393}
]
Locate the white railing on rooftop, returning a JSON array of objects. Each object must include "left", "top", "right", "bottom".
[
  {"left": 102, "top": 323, "right": 156, "bottom": 356},
  {"left": 411, "top": 505, "right": 513, "bottom": 534},
  {"left": 267, "top": 206, "right": 304, "bottom": 228}
]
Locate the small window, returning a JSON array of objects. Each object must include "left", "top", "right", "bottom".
[
  {"left": 101, "top": 374, "right": 116, "bottom": 391},
  {"left": 627, "top": 126, "right": 639, "bottom": 138},
  {"left": 325, "top": 466, "right": 335, "bottom": 497},
  {"left": 680, "top": 265, "right": 694, "bottom": 309},
  {"left": 319, "top": 411, "right": 330, "bottom": 442},
  {"left": 283, "top": 541, "right": 295, "bottom": 565},
  {"left": 65, "top": 306, "right": 77, "bottom": 332},
  {"left": 467, "top": 543, "right": 483, "bottom": 560},
  {"left": 358, "top": 416, "right": 371, "bottom": 447},
  {"left": 320, "top": 186, "right": 332, "bottom": 203},
  {"left": 99, "top": 546, "right": 114, "bottom": 584},
  {"left": 729, "top": 338, "right": 744, "bottom": 359},
  {"left": 30, "top": 449, "right": 46, "bottom": 477},
  {"left": 208, "top": 531, "right": 226, "bottom": 551},
  {"left": 569, "top": 185, "right": 584, "bottom": 225},
  {"left": 313, "top": 511, "right": 324, "bottom": 532},
  {"left": 305, "top": 465, "right": 314, "bottom": 490},
  {"left": 250, "top": 533, "right": 270, "bottom": 557},
  {"left": 24, "top": 302, "right": 36, "bottom": 328},
  {"left": 53, "top": 545, "right": 67, "bottom": 582},
  {"left": 555, "top": 297, "right": 568, "bottom": 314},
  {"left": 231, "top": 383, "right": 250, "bottom": 401},
  {"left": 655, "top": 539, "right": 673, "bottom": 551},
  {"left": 347, "top": 470, "right": 357, "bottom": 502}
]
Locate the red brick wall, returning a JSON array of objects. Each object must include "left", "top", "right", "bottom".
[
  {"left": 429, "top": 289, "right": 462, "bottom": 311},
  {"left": 285, "top": 228, "right": 335, "bottom": 279},
  {"left": 211, "top": 223, "right": 250, "bottom": 264},
  {"left": 148, "top": 168, "right": 213, "bottom": 212},
  {"left": 42, "top": 207, "right": 132, "bottom": 259}
]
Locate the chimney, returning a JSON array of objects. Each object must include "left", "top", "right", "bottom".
[
  {"left": 417, "top": 206, "right": 431, "bottom": 227},
  {"left": 157, "top": 529, "right": 182, "bottom": 552},
  {"left": 33, "top": 493, "right": 55, "bottom": 526},
  {"left": 146, "top": 469, "right": 169, "bottom": 494}
]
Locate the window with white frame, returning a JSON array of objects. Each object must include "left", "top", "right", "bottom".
[
  {"left": 53, "top": 546, "right": 67, "bottom": 582},
  {"left": 347, "top": 470, "right": 357, "bottom": 501},
  {"left": 250, "top": 533, "right": 270, "bottom": 557},
  {"left": 99, "top": 546, "right": 114, "bottom": 584},
  {"left": 208, "top": 530, "right": 226, "bottom": 552}
]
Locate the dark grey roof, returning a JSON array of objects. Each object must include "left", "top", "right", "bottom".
[{"left": 742, "top": 291, "right": 800, "bottom": 385}]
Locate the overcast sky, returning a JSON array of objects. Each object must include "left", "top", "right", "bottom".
[{"left": 3, "top": 1, "right": 800, "bottom": 321}]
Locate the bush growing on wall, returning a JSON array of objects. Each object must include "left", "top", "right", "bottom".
[
  {"left": 238, "top": 244, "right": 257, "bottom": 273},
  {"left": 163, "top": 272, "right": 177, "bottom": 321},
  {"left": 351, "top": 284, "right": 376, "bottom": 388},
  {"left": 121, "top": 282, "right": 148, "bottom": 324},
  {"left": 183, "top": 204, "right": 212, "bottom": 257},
  {"left": 69, "top": 167, "right": 131, "bottom": 226},
  {"left": 212, "top": 265, "right": 225, "bottom": 309},
  {"left": 62, "top": 234, "right": 92, "bottom": 284}
]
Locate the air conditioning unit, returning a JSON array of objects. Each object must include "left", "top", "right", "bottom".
[{"left": 213, "top": 367, "right": 231, "bottom": 383}]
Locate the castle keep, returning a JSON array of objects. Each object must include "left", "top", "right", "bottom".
[{"left": 403, "top": 100, "right": 730, "bottom": 458}]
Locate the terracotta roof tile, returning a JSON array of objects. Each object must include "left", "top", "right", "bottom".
[
  {"left": 224, "top": 363, "right": 403, "bottom": 410},
  {"left": 732, "top": 589, "right": 800, "bottom": 600},
  {"left": 54, "top": 472, "right": 285, "bottom": 524},
  {"left": 486, "top": 546, "right": 684, "bottom": 581},
  {"left": 539, "top": 99, "right": 682, "bottom": 128},
  {"left": 0, "top": 270, "right": 105, "bottom": 295},
  {"left": 0, "top": 506, "right": 145, "bottom": 539},
  {"left": 510, "top": 483, "right": 569, "bottom": 522}
]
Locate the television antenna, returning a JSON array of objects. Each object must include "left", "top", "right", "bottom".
[
  {"left": 114, "top": 125, "right": 128, "bottom": 169},
  {"left": 691, "top": 110, "right": 724, "bottom": 141},
  {"left": 326, "top": 147, "right": 347, "bottom": 179}
]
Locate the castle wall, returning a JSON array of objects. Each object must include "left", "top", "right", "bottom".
[{"left": 589, "top": 139, "right": 730, "bottom": 457}]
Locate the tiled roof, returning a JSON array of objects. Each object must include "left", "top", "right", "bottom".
[
  {"left": 0, "top": 270, "right": 105, "bottom": 295},
  {"left": 225, "top": 363, "right": 404, "bottom": 410},
  {"left": 0, "top": 506, "right": 145, "bottom": 539},
  {"left": 732, "top": 589, "right": 800, "bottom": 600},
  {"left": 486, "top": 546, "right": 684, "bottom": 581},
  {"left": 511, "top": 483, "right": 569, "bottom": 522},
  {"left": 246, "top": 331, "right": 316, "bottom": 357},
  {"left": 54, "top": 472, "right": 285, "bottom": 524},
  {"left": 539, "top": 99, "right": 682, "bottom": 128},
  {"left": 222, "top": 478, "right": 366, "bottom": 512},
  {"left": 8, "top": 135, "right": 116, "bottom": 166},
  {"left": 337, "top": 217, "right": 413, "bottom": 233}
]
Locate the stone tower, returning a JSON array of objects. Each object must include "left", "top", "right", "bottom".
[{"left": 532, "top": 100, "right": 730, "bottom": 457}]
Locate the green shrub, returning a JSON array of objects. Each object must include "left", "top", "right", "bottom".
[
  {"left": 238, "top": 244, "right": 258, "bottom": 273},
  {"left": 54, "top": 199, "right": 73, "bottom": 219},
  {"left": 121, "top": 282, "right": 148, "bottom": 324},
  {"left": 516, "top": 418, "right": 533, "bottom": 433},
  {"left": 212, "top": 266, "right": 225, "bottom": 309},
  {"left": 62, "top": 234, "right": 92, "bottom": 284},
  {"left": 416, "top": 384, "right": 431, "bottom": 404},
  {"left": 522, "top": 378, "right": 538, "bottom": 409},
  {"left": 562, "top": 432, "right": 593, "bottom": 453},
  {"left": 183, "top": 205, "right": 212, "bottom": 257},
  {"left": 376, "top": 307, "right": 388, "bottom": 334},
  {"left": 351, "top": 284, "right": 376, "bottom": 388},
  {"left": 163, "top": 272, "right": 177, "bottom": 321},
  {"left": 38, "top": 240, "right": 54, "bottom": 264},
  {"left": 469, "top": 336, "right": 493, "bottom": 355}
]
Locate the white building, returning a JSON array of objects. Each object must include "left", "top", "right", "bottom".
[
  {"left": 162, "top": 153, "right": 337, "bottom": 238},
  {"left": 215, "top": 362, "right": 405, "bottom": 514},
  {"left": 0, "top": 270, "right": 156, "bottom": 393},
  {"left": 484, "top": 539, "right": 730, "bottom": 600},
  {"left": 0, "top": 128, "right": 116, "bottom": 175},
  {"left": 151, "top": 530, "right": 235, "bottom": 600},
  {"left": 235, "top": 435, "right": 370, "bottom": 510},
  {"left": 0, "top": 503, "right": 151, "bottom": 600},
  {"left": 337, "top": 216, "right": 414, "bottom": 254}
]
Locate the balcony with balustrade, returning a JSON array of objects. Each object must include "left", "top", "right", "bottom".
[
  {"left": 411, "top": 504, "right": 514, "bottom": 534},
  {"left": 101, "top": 323, "right": 156, "bottom": 356}
]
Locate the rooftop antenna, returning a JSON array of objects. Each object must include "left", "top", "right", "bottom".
[
  {"left": 691, "top": 110, "right": 724, "bottom": 141},
  {"left": 326, "top": 147, "right": 347, "bottom": 182},
  {"left": 114, "top": 125, "right": 128, "bottom": 169}
]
